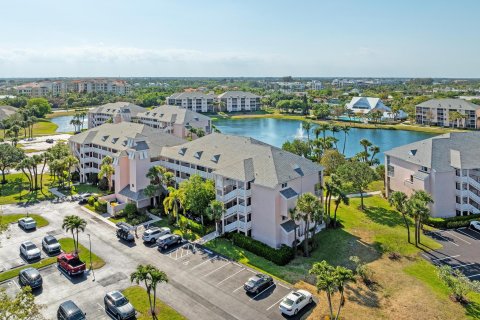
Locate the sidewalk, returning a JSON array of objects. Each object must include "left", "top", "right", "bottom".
[
  {"left": 347, "top": 190, "right": 382, "bottom": 198},
  {"left": 194, "top": 230, "right": 219, "bottom": 245}
]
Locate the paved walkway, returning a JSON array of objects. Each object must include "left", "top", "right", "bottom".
[
  {"left": 49, "top": 188, "right": 65, "bottom": 198},
  {"left": 195, "top": 230, "right": 219, "bottom": 245},
  {"left": 347, "top": 190, "right": 382, "bottom": 198}
]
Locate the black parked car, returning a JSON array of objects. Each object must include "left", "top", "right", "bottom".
[
  {"left": 243, "top": 273, "right": 274, "bottom": 294},
  {"left": 116, "top": 222, "right": 135, "bottom": 242},
  {"left": 157, "top": 234, "right": 182, "bottom": 251},
  {"left": 19, "top": 267, "right": 43, "bottom": 289},
  {"left": 57, "top": 300, "right": 86, "bottom": 320}
]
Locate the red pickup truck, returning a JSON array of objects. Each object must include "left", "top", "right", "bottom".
[{"left": 57, "top": 253, "right": 86, "bottom": 276}]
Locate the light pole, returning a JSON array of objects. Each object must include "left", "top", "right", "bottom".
[{"left": 87, "top": 234, "right": 95, "bottom": 281}]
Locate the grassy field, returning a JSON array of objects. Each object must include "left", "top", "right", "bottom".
[
  {"left": 205, "top": 195, "right": 480, "bottom": 319},
  {"left": 0, "top": 237, "right": 105, "bottom": 283},
  {"left": 0, "top": 213, "right": 49, "bottom": 228},
  {"left": 0, "top": 173, "right": 54, "bottom": 205},
  {"left": 58, "top": 238, "right": 105, "bottom": 269},
  {"left": 123, "top": 286, "right": 186, "bottom": 320},
  {"left": 0, "top": 119, "right": 58, "bottom": 140}
]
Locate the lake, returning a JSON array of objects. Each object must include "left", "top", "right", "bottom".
[
  {"left": 51, "top": 115, "right": 88, "bottom": 133},
  {"left": 214, "top": 118, "right": 436, "bottom": 163},
  {"left": 53, "top": 115, "right": 436, "bottom": 163}
]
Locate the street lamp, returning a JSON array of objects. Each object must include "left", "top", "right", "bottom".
[{"left": 87, "top": 234, "right": 95, "bottom": 281}]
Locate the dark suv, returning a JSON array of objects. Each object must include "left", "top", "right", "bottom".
[
  {"left": 57, "top": 300, "right": 86, "bottom": 320},
  {"left": 19, "top": 267, "right": 43, "bottom": 289},
  {"left": 243, "top": 273, "right": 274, "bottom": 294},
  {"left": 157, "top": 234, "right": 182, "bottom": 250}
]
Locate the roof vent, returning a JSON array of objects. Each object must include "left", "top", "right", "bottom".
[
  {"left": 409, "top": 149, "right": 417, "bottom": 156},
  {"left": 194, "top": 117, "right": 199, "bottom": 121},
  {"left": 211, "top": 154, "right": 220, "bottom": 163},
  {"left": 111, "top": 138, "right": 119, "bottom": 144},
  {"left": 101, "top": 135, "right": 109, "bottom": 141},
  {"left": 194, "top": 151, "right": 203, "bottom": 159},
  {"left": 179, "top": 147, "right": 187, "bottom": 156}
]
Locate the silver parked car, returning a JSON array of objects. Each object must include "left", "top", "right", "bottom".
[
  {"left": 142, "top": 227, "right": 171, "bottom": 243},
  {"left": 18, "top": 217, "right": 37, "bottom": 230},
  {"left": 20, "top": 241, "right": 41, "bottom": 261},
  {"left": 104, "top": 291, "right": 136, "bottom": 320},
  {"left": 42, "top": 235, "right": 61, "bottom": 255}
]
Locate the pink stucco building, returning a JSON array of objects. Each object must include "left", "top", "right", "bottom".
[{"left": 385, "top": 132, "right": 480, "bottom": 217}]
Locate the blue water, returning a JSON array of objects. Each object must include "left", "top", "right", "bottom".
[
  {"left": 51, "top": 115, "right": 88, "bottom": 133},
  {"left": 214, "top": 118, "right": 437, "bottom": 163}
]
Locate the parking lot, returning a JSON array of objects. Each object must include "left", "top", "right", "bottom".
[
  {"left": 423, "top": 226, "right": 480, "bottom": 280},
  {"left": 159, "top": 242, "right": 316, "bottom": 320}
]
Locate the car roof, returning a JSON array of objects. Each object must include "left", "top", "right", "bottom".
[
  {"left": 60, "top": 300, "right": 81, "bottom": 313},
  {"left": 107, "top": 291, "right": 124, "bottom": 300},
  {"left": 22, "top": 240, "right": 35, "bottom": 246},
  {"left": 146, "top": 227, "right": 160, "bottom": 232},
  {"left": 21, "top": 267, "right": 40, "bottom": 277},
  {"left": 158, "top": 234, "right": 172, "bottom": 240},
  {"left": 44, "top": 235, "right": 57, "bottom": 241},
  {"left": 21, "top": 217, "right": 34, "bottom": 221}
]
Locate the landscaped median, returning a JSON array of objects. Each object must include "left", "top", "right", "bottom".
[
  {"left": 0, "top": 213, "right": 49, "bottom": 228},
  {"left": 122, "top": 286, "right": 186, "bottom": 320},
  {"left": 0, "top": 238, "right": 105, "bottom": 283}
]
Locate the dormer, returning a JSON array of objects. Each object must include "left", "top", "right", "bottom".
[
  {"left": 194, "top": 151, "right": 203, "bottom": 159},
  {"left": 179, "top": 147, "right": 187, "bottom": 156}
]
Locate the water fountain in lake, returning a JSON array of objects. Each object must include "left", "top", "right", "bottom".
[{"left": 294, "top": 122, "right": 306, "bottom": 140}]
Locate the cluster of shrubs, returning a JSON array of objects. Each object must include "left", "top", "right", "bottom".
[
  {"left": 224, "top": 232, "right": 294, "bottom": 266},
  {"left": 425, "top": 214, "right": 479, "bottom": 229},
  {"left": 177, "top": 215, "right": 214, "bottom": 236},
  {"left": 114, "top": 203, "right": 149, "bottom": 226},
  {"left": 87, "top": 196, "right": 107, "bottom": 213}
]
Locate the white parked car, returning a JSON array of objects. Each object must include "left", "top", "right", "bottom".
[
  {"left": 279, "top": 290, "right": 313, "bottom": 316},
  {"left": 470, "top": 221, "right": 480, "bottom": 231},
  {"left": 142, "top": 227, "right": 171, "bottom": 243},
  {"left": 18, "top": 217, "right": 37, "bottom": 230},
  {"left": 20, "top": 241, "right": 41, "bottom": 261}
]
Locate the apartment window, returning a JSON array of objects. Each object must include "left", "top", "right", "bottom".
[
  {"left": 456, "top": 169, "right": 460, "bottom": 177},
  {"left": 281, "top": 183, "right": 288, "bottom": 188},
  {"left": 420, "top": 166, "right": 428, "bottom": 173},
  {"left": 456, "top": 182, "right": 461, "bottom": 190},
  {"left": 387, "top": 165, "right": 395, "bottom": 177},
  {"left": 456, "top": 210, "right": 461, "bottom": 216},
  {"left": 247, "top": 213, "right": 251, "bottom": 222},
  {"left": 247, "top": 197, "right": 251, "bottom": 206}
]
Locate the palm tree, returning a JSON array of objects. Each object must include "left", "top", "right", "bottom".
[
  {"left": 205, "top": 200, "right": 225, "bottom": 234},
  {"left": 98, "top": 156, "right": 115, "bottom": 191},
  {"left": 289, "top": 208, "right": 300, "bottom": 256},
  {"left": 79, "top": 111, "right": 87, "bottom": 130},
  {"left": 318, "top": 123, "right": 330, "bottom": 144},
  {"left": 62, "top": 215, "right": 87, "bottom": 254},
  {"left": 130, "top": 264, "right": 168, "bottom": 320},
  {"left": 302, "top": 121, "right": 313, "bottom": 144},
  {"left": 163, "top": 187, "right": 183, "bottom": 224},
  {"left": 332, "top": 189, "right": 349, "bottom": 228},
  {"left": 359, "top": 139, "right": 372, "bottom": 162},
  {"left": 330, "top": 125, "right": 341, "bottom": 149},
  {"left": 407, "top": 190, "right": 433, "bottom": 246},
  {"left": 195, "top": 128, "right": 206, "bottom": 138},
  {"left": 388, "top": 191, "right": 410, "bottom": 243},
  {"left": 368, "top": 145, "right": 380, "bottom": 165},
  {"left": 6, "top": 124, "right": 21, "bottom": 146},
  {"left": 144, "top": 184, "right": 158, "bottom": 208},
  {"left": 341, "top": 126, "right": 350, "bottom": 155},
  {"left": 313, "top": 126, "right": 322, "bottom": 141},
  {"left": 294, "top": 192, "right": 322, "bottom": 257}
]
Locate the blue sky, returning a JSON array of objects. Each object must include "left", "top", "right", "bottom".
[{"left": 1, "top": 0, "right": 478, "bottom": 77}]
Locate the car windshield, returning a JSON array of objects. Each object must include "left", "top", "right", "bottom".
[
  {"left": 115, "top": 297, "right": 129, "bottom": 307},
  {"left": 45, "top": 238, "right": 58, "bottom": 245},
  {"left": 246, "top": 279, "right": 258, "bottom": 286},
  {"left": 282, "top": 298, "right": 295, "bottom": 306},
  {"left": 25, "top": 243, "right": 36, "bottom": 250},
  {"left": 69, "top": 311, "right": 85, "bottom": 320}
]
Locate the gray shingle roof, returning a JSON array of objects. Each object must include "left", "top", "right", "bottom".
[
  {"left": 118, "top": 185, "right": 149, "bottom": 201},
  {"left": 417, "top": 99, "right": 480, "bottom": 111},
  {"left": 280, "top": 220, "right": 297, "bottom": 233},
  {"left": 89, "top": 102, "right": 145, "bottom": 115},
  {"left": 167, "top": 92, "right": 215, "bottom": 100},
  {"left": 160, "top": 133, "right": 323, "bottom": 188},
  {"left": 0, "top": 105, "right": 17, "bottom": 121},
  {"left": 385, "top": 132, "right": 480, "bottom": 172},
  {"left": 279, "top": 187, "right": 298, "bottom": 199},
  {"left": 136, "top": 105, "right": 210, "bottom": 124},
  {"left": 218, "top": 91, "right": 261, "bottom": 99},
  {"left": 69, "top": 122, "right": 185, "bottom": 156}
]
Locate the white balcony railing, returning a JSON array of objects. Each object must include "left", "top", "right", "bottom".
[
  {"left": 224, "top": 221, "right": 238, "bottom": 232},
  {"left": 225, "top": 205, "right": 238, "bottom": 217}
]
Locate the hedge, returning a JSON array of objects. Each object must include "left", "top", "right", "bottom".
[
  {"left": 94, "top": 200, "right": 107, "bottom": 213},
  {"left": 229, "top": 232, "right": 294, "bottom": 266},
  {"left": 425, "top": 214, "right": 480, "bottom": 229}
]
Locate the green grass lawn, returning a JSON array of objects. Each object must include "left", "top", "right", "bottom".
[
  {"left": 0, "top": 213, "right": 49, "bottom": 228},
  {"left": 152, "top": 216, "right": 203, "bottom": 241},
  {"left": 0, "top": 173, "right": 53, "bottom": 205},
  {"left": 58, "top": 238, "right": 105, "bottom": 269},
  {"left": 123, "top": 286, "right": 186, "bottom": 320},
  {"left": 0, "top": 119, "right": 58, "bottom": 140},
  {"left": 0, "top": 237, "right": 105, "bottom": 283},
  {"left": 108, "top": 216, "right": 126, "bottom": 224}
]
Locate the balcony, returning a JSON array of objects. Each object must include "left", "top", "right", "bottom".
[
  {"left": 221, "top": 189, "right": 238, "bottom": 202},
  {"left": 225, "top": 205, "right": 238, "bottom": 217},
  {"left": 224, "top": 221, "right": 238, "bottom": 232}
]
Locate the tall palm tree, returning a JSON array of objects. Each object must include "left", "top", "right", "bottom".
[
  {"left": 205, "top": 200, "right": 225, "bottom": 234},
  {"left": 359, "top": 139, "right": 372, "bottom": 162},
  {"left": 302, "top": 121, "right": 313, "bottom": 144},
  {"left": 313, "top": 126, "right": 322, "bottom": 141},
  {"left": 289, "top": 208, "right": 300, "bottom": 256},
  {"left": 98, "top": 156, "right": 115, "bottom": 191},
  {"left": 294, "top": 192, "right": 322, "bottom": 257},
  {"left": 368, "top": 146, "right": 380, "bottom": 165},
  {"left": 332, "top": 189, "right": 349, "bottom": 228},
  {"left": 388, "top": 191, "right": 410, "bottom": 243},
  {"left": 163, "top": 187, "right": 183, "bottom": 224},
  {"left": 62, "top": 215, "right": 87, "bottom": 253},
  {"left": 341, "top": 126, "right": 350, "bottom": 155},
  {"left": 318, "top": 123, "right": 331, "bottom": 144},
  {"left": 330, "top": 125, "right": 341, "bottom": 149},
  {"left": 130, "top": 264, "right": 168, "bottom": 320}
]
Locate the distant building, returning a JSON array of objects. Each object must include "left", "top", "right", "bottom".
[
  {"left": 15, "top": 79, "right": 131, "bottom": 97},
  {"left": 346, "top": 97, "right": 407, "bottom": 120},
  {"left": 415, "top": 99, "right": 480, "bottom": 129},
  {"left": 217, "top": 91, "right": 261, "bottom": 112},
  {"left": 166, "top": 92, "right": 216, "bottom": 113},
  {"left": 88, "top": 102, "right": 145, "bottom": 129},
  {"left": 385, "top": 132, "right": 480, "bottom": 217},
  {"left": 0, "top": 105, "right": 17, "bottom": 121},
  {"left": 309, "top": 80, "right": 323, "bottom": 90},
  {"left": 134, "top": 105, "right": 212, "bottom": 139}
]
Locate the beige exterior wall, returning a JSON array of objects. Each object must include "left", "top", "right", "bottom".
[{"left": 430, "top": 170, "right": 456, "bottom": 217}]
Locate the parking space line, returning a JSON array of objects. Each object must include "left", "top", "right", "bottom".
[
  {"left": 468, "top": 228, "right": 480, "bottom": 237},
  {"left": 96, "top": 302, "right": 104, "bottom": 311},
  {"left": 11, "top": 279, "right": 20, "bottom": 289},
  {"left": 452, "top": 263, "right": 476, "bottom": 269},
  {"left": 443, "top": 231, "right": 471, "bottom": 244},
  {"left": 203, "top": 262, "right": 231, "bottom": 277},
  {"left": 191, "top": 256, "right": 218, "bottom": 270},
  {"left": 431, "top": 255, "right": 460, "bottom": 262},
  {"left": 456, "top": 228, "right": 479, "bottom": 241},
  {"left": 430, "top": 232, "right": 459, "bottom": 246},
  {"left": 249, "top": 283, "right": 275, "bottom": 301},
  {"left": 232, "top": 285, "right": 244, "bottom": 293},
  {"left": 266, "top": 293, "right": 290, "bottom": 311},
  {"left": 468, "top": 273, "right": 480, "bottom": 278},
  {"left": 217, "top": 268, "right": 245, "bottom": 286}
]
